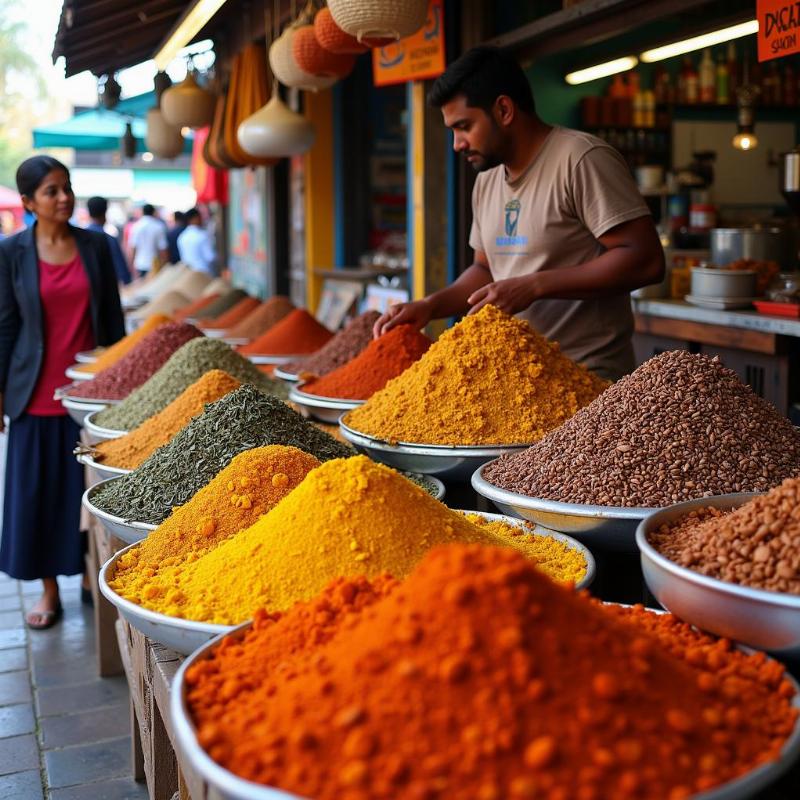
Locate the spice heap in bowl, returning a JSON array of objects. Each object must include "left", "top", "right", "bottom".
[
  {"left": 199, "top": 297, "right": 261, "bottom": 332},
  {"left": 180, "top": 544, "right": 799, "bottom": 799},
  {"left": 483, "top": 351, "right": 800, "bottom": 506},
  {"left": 344, "top": 305, "right": 607, "bottom": 446},
  {"left": 223, "top": 296, "right": 295, "bottom": 341},
  {"left": 238, "top": 309, "right": 332, "bottom": 357},
  {"left": 113, "top": 456, "right": 589, "bottom": 625},
  {"left": 93, "top": 338, "right": 287, "bottom": 432},
  {"left": 91, "top": 385, "right": 352, "bottom": 524}
]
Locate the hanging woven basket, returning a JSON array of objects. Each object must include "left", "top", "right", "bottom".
[
  {"left": 293, "top": 24, "right": 356, "bottom": 78},
  {"left": 328, "top": 0, "right": 428, "bottom": 41},
  {"left": 269, "top": 28, "right": 337, "bottom": 92},
  {"left": 145, "top": 108, "right": 184, "bottom": 159},
  {"left": 314, "top": 8, "right": 367, "bottom": 54},
  {"left": 161, "top": 72, "right": 216, "bottom": 129}
]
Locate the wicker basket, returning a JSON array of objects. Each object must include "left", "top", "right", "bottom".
[
  {"left": 314, "top": 7, "right": 367, "bottom": 54},
  {"left": 269, "top": 28, "right": 338, "bottom": 91},
  {"left": 293, "top": 25, "right": 356, "bottom": 77},
  {"left": 328, "top": 0, "right": 427, "bottom": 41}
]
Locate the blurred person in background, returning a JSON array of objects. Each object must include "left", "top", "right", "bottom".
[
  {"left": 177, "top": 207, "right": 216, "bottom": 275},
  {"left": 0, "top": 156, "right": 124, "bottom": 628},
  {"left": 166, "top": 210, "right": 187, "bottom": 264},
  {"left": 129, "top": 203, "right": 167, "bottom": 278},
  {"left": 86, "top": 196, "right": 133, "bottom": 285}
]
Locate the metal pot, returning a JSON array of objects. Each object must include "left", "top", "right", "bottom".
[{"left": 710, "top": 227, "right": 794, "bottom": 267}]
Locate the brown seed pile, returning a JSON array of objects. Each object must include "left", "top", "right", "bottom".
[
  {"left": 484, "top": 351, "right": 800, "bottom": 508},
  {"left": 649, "top": 477, "right": 800, "bottom": 594}
]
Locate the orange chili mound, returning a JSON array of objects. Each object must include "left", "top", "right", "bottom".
[
  {"left": 303, "top": 324, "right": 431, "bottom": 400},
  {"left": 185, "top": 544, "right": 798, "bottom": 799},
  {"left": 201, "top": 297, "right": 261, "bottom": 330},
  {"left": 173, "top": 293, "right": 220, "bottom": 322},
  {"left": 238, "top": 309, "right": 332, "bottom": 356}
]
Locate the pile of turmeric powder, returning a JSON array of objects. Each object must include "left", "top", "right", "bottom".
[
  {"left": 116, "top": 456, "right": 588, "bottom": 623},
  {"left": 76, "top": 314, "right": 172, "bottom": 374},
  {"left": 92, "top": 370, "right": 241, "bottom": 470},
  {"left": 345, "top": 304, "right": 608, "bottom": 446},
  {"left": 109, "top": 446, "right": 320, "bottom": 605},
  {"left": 184, "top": 543, "right": 798, "bottom": 799}
]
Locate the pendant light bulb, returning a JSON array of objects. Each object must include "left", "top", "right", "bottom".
[{"left": 237, "top": 92, "right": 316, "bottom": 158}]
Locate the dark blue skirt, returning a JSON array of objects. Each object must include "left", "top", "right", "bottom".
[{"left": 0, "top": 414, "right": 85, "bottom": 580}]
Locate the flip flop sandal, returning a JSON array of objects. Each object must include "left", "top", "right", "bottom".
[{"left": 26, "top": 604, "right": 63, "bottom": 631}]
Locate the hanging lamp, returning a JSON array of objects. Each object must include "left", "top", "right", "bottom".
[
  {"left": 313, "top": 7, "right": 393, "bottom": 52},
  {"left": 238, "top": 84, "right": 316, "bottom": 158},
  {"left": 293, "top": 24, "right": 356, "bottom": 77},
  {"left": 269, "top": 27, "right": 337, "bottom": 91},
  {"left": 99, "top": 73, "right": 122, "bottom": 109},
  {"left": 146, "top": 107, "right": 184, "bottom": 158},
  {"left": 120, "top": 121, "right": 136, "bottom": 159},
  {"left": 161, "top": 70, "right": 216, "bottom": 128},
  {"left": 327, "top": 0, "right": 427, "bottom": 41}
]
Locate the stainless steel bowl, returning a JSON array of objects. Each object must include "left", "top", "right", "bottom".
[
  {"left": 272, "top": 366, "right": 301, "bottom": 384},
  {"left": 289, "top": 385, "right": 363, "bottom": 424},
  {"left": 637, "top": 493, "right": 800, "bottom": 658},
  {"left": 76, "top": 453, "right": 132, "bottom": 484},
  {"left": 83, "top": 410, "right": 127, "bottom": 443},
  {"left": 170, "top": 613, "right": 800, "bottom": 800},
  {"left": 74, "top": 348, "right": 102, "bottom": 364},
  {"left": 471, "top": 461, "right": 658, "bottom": 552},
  {"left": 340, "top": 419, "right": 529, "bottom": 482},
  {"left": 203, "top": 328, "right": 228, "bottom": 339},
  {"left": 223, "top": 337, "right": 250, "bottom": 347},
  {"left": 65, "top": 365, "right": 93, "bottom": 382},
  {"left": 100, "top": 542, "right": 232, "bottom": 655},
  {"left": 60, "top": 396, "right": 108, "bottom": 426},
  {"left": 405, "top": 472, "right": 445, "bottom": 501},
  {"left": 690, "top": 266, "right": 756, "bottom": 299},
  {"left": 81, "top": 479, "right": 156, "bottom": 544},
  {"left": 246, "top": 354, "right": 304, "bottom": 366}
]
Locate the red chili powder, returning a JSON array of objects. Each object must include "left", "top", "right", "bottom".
[
  {"left": 303, "top": 324, "right": 431, "bottom": 400},
  {"left": 238, "top": 309, "right": 332, "bottom": 356},
  {"left": 201, "top": 297, "right": 262, "bottom": 330}
]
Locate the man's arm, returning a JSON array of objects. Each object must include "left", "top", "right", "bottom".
[{"left": 467, "top": 216, "right": 664, "bottom": 314}]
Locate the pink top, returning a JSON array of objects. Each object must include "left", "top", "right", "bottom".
[{"left": 27, "top": 253, "right": 95, "bottom": 415}]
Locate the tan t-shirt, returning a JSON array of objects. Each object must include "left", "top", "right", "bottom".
[{"left": 469, "top": 126, "right": 651, "bottom": 380}]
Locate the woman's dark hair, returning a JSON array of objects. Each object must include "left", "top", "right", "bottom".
[
  {"left": 428, "top": 46, "right": 535, "bottom": 115},
  {"left": 16, "top": 155, "right": 70, "bottom": 198}
]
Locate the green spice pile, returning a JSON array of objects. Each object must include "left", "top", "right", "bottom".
[
  {"left": 92, "top": 385, "right": 353, "bottom": 524},
  {"left": 94, "top": 338, "right": 287, "bottom": 431}
]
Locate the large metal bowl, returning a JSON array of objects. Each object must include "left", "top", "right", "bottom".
[
  {"left": 289, "top": 385, "right": 363, "bottom": 424},
  {"left": 223, "top": 337, "right": 250, "bottom": 347},
  {"left": 170, "top": 614, "right": 800, "bottom": 800},
  {"left": 76, "top": 453, "right": 132, "bottom": 483},
  {"left": 246, "top": 353, "right": 303, "bottom": 366},
  {"left": 81, "top": 479, "right": 156, "bottom": 544},
  {"left": 99, "top": 543, "right": 232, "bottom": 655},
  {"left": 202, "top": 328, "right": 228, "bottom": 339},
  {"left": 272, "top": 366, "right": 301, "bottom": 384},
  {"left": 74, "top": 348, "right": 102, "bottom": 364},
  {"left": 405, "top": 472, "right": 445, "bottom": 501},
  {"left": 637, "top": 493, "right": 800, "bottom": 658},
  {"left": 471, "top": 461, "right": 658, "bottom": 552},
  {"left": 84, "top": 410, "right": 128, "bottom": 443},
  {"left": 340, "top": 419, "right": 529, "bottom": 482},
  {"left": 65, "top": 365, "right": 93, "bottom": 382},
  {"left": 457, "top": 509, "right": 595, "bottom": 590},
  {"left": 60, "top": 396, "right": 108, "bottom": 426}
]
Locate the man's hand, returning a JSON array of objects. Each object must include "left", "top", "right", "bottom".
[
  {"left": 467, "top": 275, "right": 539, "bottom": 315},
  {"left": 373, "top": 299, "right": 434, "bottom": 338}
]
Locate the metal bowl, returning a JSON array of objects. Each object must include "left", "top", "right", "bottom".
[
  {"left": 60, "top": 396, "right": 108, "bottom": 426},
  {"left": 170, "top": 613, "right": 800, "bottom": 800},
  {"left": 76, "top": 453, "right": 132, "bottom": 483},
  {"left": 246, "top": 353, "right": 304, "bottom": 366},
  {"left": 81, "top": 479, "right": 156, "bottom": 544},
  {"left": 74, "top": 348, "right": 102, "bottom": 364},
  {"left": 637, "top": 493, "right": 800, "bottom": 658},
  {"left": 99, "top": 543, "right": 232, "bottom": 655},
  {"left": 84, "top": 410, "right": 128, "bottom": 443},
  {"left": 223, "top": 337, "right": 250, "bottom": 347},
  {"left": 272, "top": 366, "right": 301, "bottom": 384},
  {"left": 456, "top": 509, "right": 595, "bottom": 590},
  {"left": 339, "top": 419, "right": 529, "bottom": 482},
  {"left": 289, "top": 385, "right": 364, "bottom": 424},
  {"left": 471, "top": 461, "right": 658, "bottom": 552},
  {"left": 203, "top": 328, "right": 228, "bottom": 339},
  {"left": 65, "top": 365, "right": 93, "bottom": 382},
  {"left": 404, "top": 472, "right": 445, "bottom": 501}
]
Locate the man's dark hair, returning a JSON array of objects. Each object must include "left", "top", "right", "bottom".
[
  {"left": 142, "top": 203, "right": 155, "bottom": 216},
  {"left": 173, "top": 210, "right": 186, "bottom": 223},
  {"left": 184, "top": 207, "right": 201, "bottom": 222},
  {"left": 428, "top": 46, "right": 535, "bottom": 115},
  {"left": 87, "top": 196, "right": 107, "bottom": 219}
]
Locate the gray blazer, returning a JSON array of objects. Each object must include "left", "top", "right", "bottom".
[{"left": 0, "top": 223, "right": 125, "bottom": 420}]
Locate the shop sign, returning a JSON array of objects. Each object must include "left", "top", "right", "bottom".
[
  {"left": 757, "top": 0, "right": 800, "bottom": 61},
  {"left": 372, "top": 0, "right": 445, "bottom": 87}
]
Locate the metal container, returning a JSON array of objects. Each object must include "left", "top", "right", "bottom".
[
  {"left": 100, "top": 543, "right": 232, "bottom": 655},
  {"left": 81, "top": 479, "right": 156, "bottom": 544},
  {"left": 273, "top": 366, "right": 301, "bottom": 384},
  {"left": 65, "top": 365, "right": 93, "bottom": 382},
  {"left": 76, "top": 453, "right": 131, "bottom": 484},
  {"left": 406, "top": 473, "right": 445, "bottom": 501},
  {"left": 74, "top": 348, "right": 102, "bottom": 364},
  {"left": 340, "top": 419, "right": 529, "bottom": 481},
  {"left": 84, "top": 411, "right": 127, "bottom": 443},
  {"left": 710, "top": 227, "right": 794, "bottom": 268},
  {"left": 690, "top": 267, "right": 756, "bottom": 299},
  {"left": 471, "top": 461, "right": 658, "bottom": 552},
  {"left": 246, "top": 353, "right": 304, "bottom": 366},
  {"left": 637, "top": 493, "right": 800, "bottom": 659},
  {"left": 60, "top": 396, "right": 108, "bottom": 426},
  {"left": 289, "top": 385, "right": 363, "bottom": 424},
  {"left": 780, "top": 147, "right": 800, "bottom": 216}
]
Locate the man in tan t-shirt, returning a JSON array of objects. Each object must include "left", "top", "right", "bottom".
[{"left": 374, "top": 46, "right": 665, "bottom": 380}]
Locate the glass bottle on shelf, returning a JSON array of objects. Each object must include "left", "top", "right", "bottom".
[
  {"left": 685, "top": 56, "right": 699, "bottom": 104},
  {"left": 677, "top": 57, "right": 689, "bottom": 103},
  {"left": 699, "top": 49, "right": 715, "bottom": 103},
  {"left": 727, "top": 42, "right": 738, "bottom": 98},
  {"left": 715, "top": 52, "right": 729, "bottom": 104},
  {"left": 643, "top": 88, "right": 656, "bottom": 127},
  {"left": 653, "top": 65, "right": 668, "bottom": 104}
]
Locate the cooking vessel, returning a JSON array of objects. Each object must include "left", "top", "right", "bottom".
[{"left": 710, "top": 227, "right": 794, "bottom": 268}]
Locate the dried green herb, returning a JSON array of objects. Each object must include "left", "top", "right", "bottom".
[
  {"left": 95, "top": 338, "right": 287, "bottom": 431},
  {"left": 93, "top": 385, "right": 353, "bottom": 524}
]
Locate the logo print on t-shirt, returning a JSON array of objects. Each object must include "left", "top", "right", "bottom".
[{"left": 496, "top": 198, "right": 528, "bottom": 250}]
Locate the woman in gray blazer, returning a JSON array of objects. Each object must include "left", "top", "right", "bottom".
[{"left": 0, "top": 156, "right": 124, "bottom": 628}]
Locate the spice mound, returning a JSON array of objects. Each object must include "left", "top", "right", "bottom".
[
  {"left": 173, "top": 294, "right": 219, "bottom": 322},
  {"left": 649, "top": 476, "right": 800, "bottom": 594},
  {"left": 109, "top": 446, "right": 321, "bottom": 606},
  {"left": 91, "top": 370, "right": 241, "bottom": 470},
  {"left": 238, "top": 308, "right": 332, "bottom": 356},
  {"left": 66, "top": 322, "right": 202, "bottom": 400},
  {"left": 225, "top": 296, "right": 295, "bottom": 340},
  {"left": 283, "top": 310, "right": 381, "bottom": 378},
  {"left": 76, "top": 314, "right": 172, "bottom": 374},
  {"left": 184, "top": 544, "right": 798, "bottom": 799},
  {"left": 200, "top": 297, "right": 261, "bottom": 330},
  {"left": 91, "top": 384, "right": 351, "bottom": 524},
  {"left": 303, "top": 324, "right": 432, "bottom": 400},
  {"left": 192, "top": 288, "right": 249, "bottom": 320},
  {"left": 484, "top": 350, "right": 800, "bottom": 507},
  {"left": 131, "top": 456, "right": 587, "bottom": 623},
  {"left": 345, "top": 305, "right": 607, "bottom": 446},
  {"left": 94, "top": 337, "right": 287, "bottom": 431}
]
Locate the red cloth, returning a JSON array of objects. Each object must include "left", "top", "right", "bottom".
[{"left": 27, "top": 254, "right": 95, "bottom": 415}]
